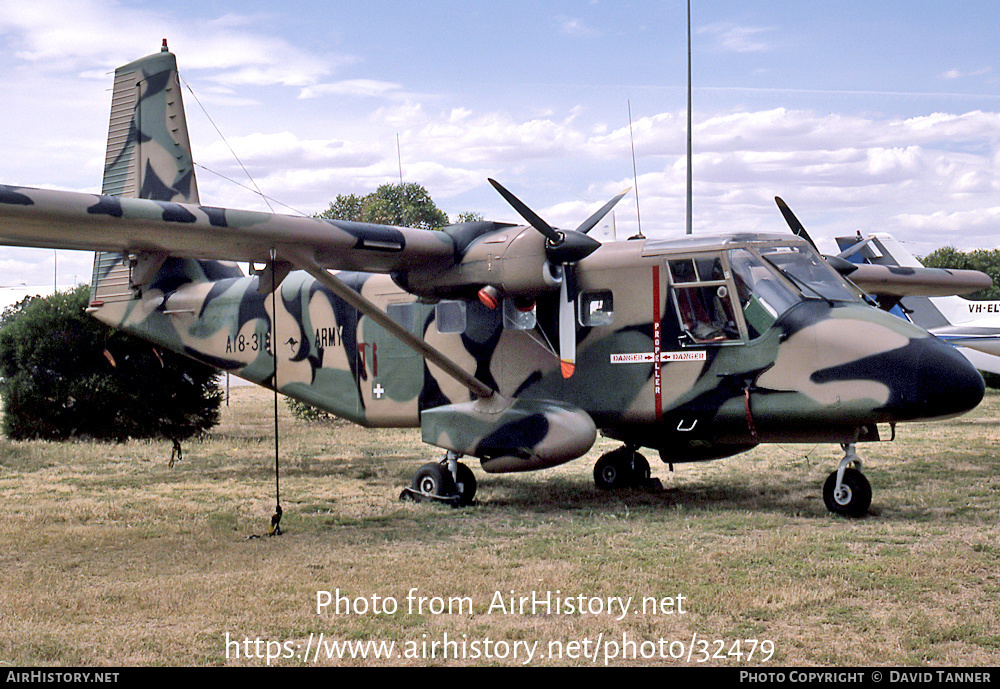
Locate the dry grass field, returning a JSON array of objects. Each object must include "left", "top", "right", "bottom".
[{"left": 1, "top": 385, "right": 998, "bottom": 667}]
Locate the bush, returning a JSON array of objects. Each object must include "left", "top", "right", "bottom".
[
  {"left": 0, "top": 285, "right": 222, "bottom": 441},
  {"left": 286, "top": 397, "right": 343, "bottom": 423}
]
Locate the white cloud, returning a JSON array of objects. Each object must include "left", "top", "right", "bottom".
[
  {"left": 941, "top": 67, "right": 992, "bottom": 80},
  {"left": 298, "top": 79, "right": 405, "bottom": 100},
  {"left": 699, "top": 23, "right": 775, "bottom": 54},
  {"left": 208, "top": 102, "right": 999, "bottom": 253},
  {"left": 0, "top": 0, "right": 338, "bottom": 87},
  {"left": 557, "top": 16, "right": 599, "bottom": 37}
]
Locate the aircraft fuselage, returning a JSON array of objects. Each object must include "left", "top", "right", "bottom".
[{"left": 87, "top": 230, "right": 985, "bottom": 471}]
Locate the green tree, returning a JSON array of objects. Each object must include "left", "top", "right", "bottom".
[
  {"left": 920, "top": 245, "right": 1000, "bottom": 388},
  {"left": 455, "top": 211, "right": 484, "bottom": 223},
  {"left": 318, "top": 182, "right": 450, "bottom": 230},
  {"left": 0, "top": 285, "right": 222, "bottom": 443},
  {"left": 921, "top": 246, "right": 1000, "bottom": 301}
]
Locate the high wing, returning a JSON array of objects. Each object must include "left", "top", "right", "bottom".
[
  {"left": 0, "top": 183, "right": 457, "bottom": 275},
  {"left": 774, "top": 197, "right": 991, "bottom": 304},
  {"left": 845, "top": 261, "right": 992, "bottom": 298}
]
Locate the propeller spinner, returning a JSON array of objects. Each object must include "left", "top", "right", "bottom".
[{"left": 488, "top": 179, "right": 630, "bottom": 378}]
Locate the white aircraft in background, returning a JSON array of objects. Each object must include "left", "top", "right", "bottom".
[{"left": 835, "top": 232, "right": 1000, "bottom": 374}]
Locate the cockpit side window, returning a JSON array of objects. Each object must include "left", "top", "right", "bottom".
[
  {"left": 728, "top": 248, "right": 797, "bottom": 338},
  {"left": 669, "top": 253, "right": 743, "bottom": 345},
  {"left": 668, "top": 259, "right": 697, "bottom": 283},
  {"left": 675, "top": 284, "right": 740, "bottom": 343}
]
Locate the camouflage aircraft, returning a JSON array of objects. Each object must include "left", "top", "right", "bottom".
[{"left": 0, "top": 44, "right": 988, "bottom": 518}]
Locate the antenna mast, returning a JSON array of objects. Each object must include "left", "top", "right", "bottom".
[
  {"left": 685, "top": 0, "right": 693, "bottom": 235},
  {"left": 628, "top": 100, "right": 644, "bottom": 239},
  {"left": 396, "top": 133, "right": 405, "bottom": 225}
]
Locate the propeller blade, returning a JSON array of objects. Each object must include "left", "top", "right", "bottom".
[
  {"left": 575, "top": 187, "right": 632, "bottom": 235},
  {"left": 488, "top": 178, "right": 561, "bottom": 244},
  {"left": 774, "top": 197, "right": 819, "bottom": 252},
  {"left": 558, "top": 266, "right": 576, "bottom": 378}
]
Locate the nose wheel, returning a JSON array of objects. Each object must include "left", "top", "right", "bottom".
[{"left": 823, "top": 444, "right": 872, "bottom": 517}]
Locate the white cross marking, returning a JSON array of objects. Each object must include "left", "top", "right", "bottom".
[{"left": 372, "top": 383, "right": 385, "bottom": 399}]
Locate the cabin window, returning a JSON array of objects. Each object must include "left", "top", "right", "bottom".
[
  {"left": 579, "top": 290, "right": 614, "bottom": 327},
  {"left": 502, "top": 298, "right": 536, "bottom": 330},
  {"left": 435, "top": 300, "right": 466, "bottom": 334},
  {"left": 386, "top": 302, "right": 416, "bottom": 332}
]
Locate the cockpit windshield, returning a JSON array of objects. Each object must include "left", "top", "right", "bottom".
[
  {"left": 755, "top": 245, "right": 859, "bottom": 303},
  {"left": 728, "top": 244, "right": 859, "bottom": 338}
]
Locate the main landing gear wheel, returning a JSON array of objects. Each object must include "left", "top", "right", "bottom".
[
  {"left": 412, "top": 462, "right": 455, "bottom": 497},
  {"left": 453, "top": 462, "right": 477, "bottom": 506},
  {"left": 594, "top": 447, "right": 651, "bottom": 490},
  {"left": 823, "top": 444, "right": 871, "bottom": 518},
  {"left": 401, "top": 455, "right": 477, "bottom": 507}
]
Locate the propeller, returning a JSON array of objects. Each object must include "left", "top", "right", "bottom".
[
  {"left": 558, "top": 269, "right": 576, "bottom": 378},
  {"left": 774, "top": 196, "right": 857, "bottom": 277},
  {"left": 774, "top": 196, "right": 818, "bottom": 252},
  {"left": 488, "top": 179, "right": 630, "bottom": 378}
]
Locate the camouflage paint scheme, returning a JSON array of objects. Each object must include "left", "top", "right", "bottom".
[{"left": 0, "top": 46, "right": 986, "bottom": 508}]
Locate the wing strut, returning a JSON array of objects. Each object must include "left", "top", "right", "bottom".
[{"left": 283, "top": 248, "right": 495, "bottom": 400}]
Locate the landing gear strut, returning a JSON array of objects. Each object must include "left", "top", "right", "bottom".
[
  {"left": 823, "top": 443, "right": 872, "bottom": 518},
  {"left": 593, "top": 446, "right": 652, "bottom": 490},
  {"left": 401, "top": 451, "right": 477, "bottom": 506}
]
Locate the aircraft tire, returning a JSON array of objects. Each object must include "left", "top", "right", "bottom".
[
  {"left": 594, "top": 448, "right": 644, "bottom": 490},
  {"left": 453, "top": 463, "right": 477, "bottom": 506},
  {"left": 412, "top": 463, "right": 457, "bottom": 499},
  {"left": 823, "top": 468, "right": 871, "bottom": 518},
  {"left": 632, "top": 452, "right": 651, "bottom": 485}
]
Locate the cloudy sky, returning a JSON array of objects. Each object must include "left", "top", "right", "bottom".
[{"left": 1, "top": 0, "right": 998, "bottom": 301}]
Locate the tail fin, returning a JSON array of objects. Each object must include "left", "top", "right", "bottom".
[
  {"left": 90, "top": 41, "right": 240, "bottom": 307},
  {"left": 836, "top": 232, "right": 1000, "bottom": 373},
  {"left": 102, "top": 39, "right": 198, "bottom": 203},
  {"left": 834, "top": 232, "right": 923, "bottom": 268},
  {"left": 834, "top": 233, "right": 952, "bottom": 327}
]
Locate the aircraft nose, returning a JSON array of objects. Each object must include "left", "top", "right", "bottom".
[{"left": 898, "top": 336, "right": 985, "bottom": 419}]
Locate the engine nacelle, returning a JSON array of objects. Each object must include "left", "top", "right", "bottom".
[{"left": 397, "top": 224, "right": 565, "bottom": 300}]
